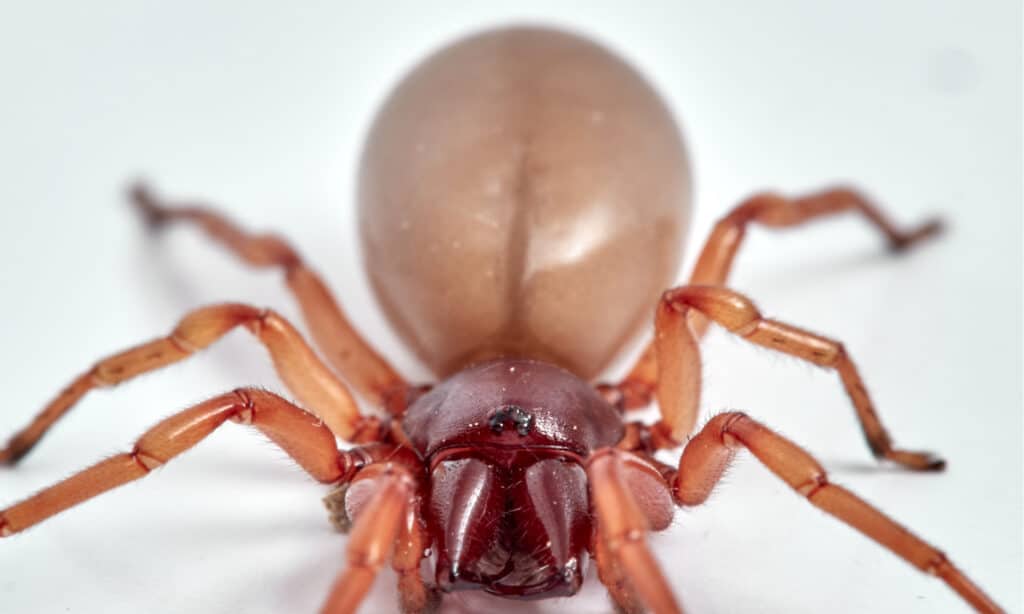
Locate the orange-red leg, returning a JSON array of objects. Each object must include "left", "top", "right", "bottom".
[
  {"left": 393, "top": 505, "right": 439, "bottom": 614},
  {"left": 131, "top": 183, "right": 408, "bottom": 409},
  {"left": 320, "top": 464, "right": 419, "bottom": 614},
  {"left": 0, "top": 388, "right": 343, "bottom": 536},
  {"left": 621, "top": 285, "right": 941, "bottom": 471},
  {"left": 675, "top": 412, "right": 1004, "bottom": 614},
  {"left": 0, "top": 304, "right": 377, "bottom": 465},
  {"left": 592, "top": 524, "right": 645, "bottom": 614},
  {"left": 688, "top": 187, "right": 941, "bottom": 335},
  {"left": 588, "top": 448, "right": 683, "bottom": 614},
  {"left": 603, "top": 187, "right": 942, "bottom": 411}
]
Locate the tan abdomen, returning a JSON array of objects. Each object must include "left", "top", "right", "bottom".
[{"left": 358, "top": 26, "right": 691, "bottom": 378}]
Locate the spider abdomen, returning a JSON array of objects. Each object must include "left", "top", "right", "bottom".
[{"left": 359, "top": 26, "right": 692, "bottom": 380}]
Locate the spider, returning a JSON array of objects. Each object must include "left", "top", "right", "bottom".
[{"left": 0, "top": 25, "right": 1006, "bottom": 614}]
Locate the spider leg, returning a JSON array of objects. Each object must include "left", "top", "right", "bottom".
[
  {"left": 130, "top": 183, "right": 410, "bottom": 410},
  {"left": 1, "top": 304, "right": 378, "bottom": 465},
  {"left": 592, "top": 524, "right": 645, "bottom": 614},
  {"left": 674, "top": 412, "right": 1004, "bottom": 613},
  {"left": 687, "top": 187, "right": 942, "bottom": 335},
  {"left": 603, "top": 188, "right": 940, "bottom": 412},
  {"left": 587, "top": 448, "right": 683, "bottom": 614},
  {"left": 0, "top": 388, "right": 342, "bottom": 536},
  {"left": 614, "top": 285, "right": 942, "bottom": 471},
  {"left": 320, "top": 464, "right": 423, "bottom": 614},
  {"left": 392, "top": 495, "right": 439, "bottom": 614}
]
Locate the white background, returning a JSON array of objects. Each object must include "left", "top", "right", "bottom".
[{"left": 0, "top": 2, "right": 1020, "bottom": 613}]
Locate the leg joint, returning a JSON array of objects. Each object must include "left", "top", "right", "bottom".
[
  {"left": 168, "top": 333, "right": 199, "bottom": 354},
  {"left": 796, "top": 473, "right": 830, "bottom": 499},
  {"left": 241, "top": 308, "right": 275, "bottom": 336},
  {"left": 230, "top": 388, "right": 257, "bottom": 424},
  {"left": 89, "top": 367, "right": 117, "bottom": 388},
  {"left": 727, "top": 193, "right": 786, "bottom": 225},
  {"left": 605, "top": 528, "right": 646, "bottom": 553},
  {"left": 735, "top": 320, "right": 761, "bottom": 337},
  {"left": 925, "top": 551, "right": 950, "bottom": 576},
  {"left": 254, "top": 233, "right": 302, "bottom": 269},
  {"left": 131, "top": 447, "right": 165, "bottom": 472},
  {"left": 717, "top": 411, "right": 749, "bottom": 443},
  {"left": 336, "top": 447, "right": 374, "bottom": 483},
  {"left": 829, "top": 342, "right": 849, "bottom": 368}
]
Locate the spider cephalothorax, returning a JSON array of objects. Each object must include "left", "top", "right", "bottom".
[{"left": 401, "top": 359, "right": 621, "bottom": 598}]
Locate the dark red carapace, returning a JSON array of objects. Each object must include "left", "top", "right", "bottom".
[
  {"left": 403, "top": 359, "right": 623, "bottom": 597},
  {"left": 0, "top": 24, "right": 1005, "bottom": 614}
]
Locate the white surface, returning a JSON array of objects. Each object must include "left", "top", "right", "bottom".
[{"left": 0, "top": 2, "right": 1020, "bottom": 613}]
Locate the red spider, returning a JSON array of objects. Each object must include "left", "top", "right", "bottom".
[{"left": 0, "top": 26, "right": 1004, "bottom": 614}]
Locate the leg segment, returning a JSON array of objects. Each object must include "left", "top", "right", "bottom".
[
  {"left": 131, "top": 183, "right": 408, "bottom": 409},
  {"left": 592, "top": 524, "right": 645, "bottom": 614},
  {"left": 320, "top": 464, "right": 418, "bottom": 614},
  {"left": 0, "top": 388, "right": 343, "bottom": 536},
  {"left": 1, "top": 303, "right": 375, "bottom": 464},
  {"left": 619, "top": 285, "right": 942, "bottom": 471},
  {"left": 393, "top": 506, "right": 439, "bottom": 614},
  {"left": 675, "top": 412, "right": 1003, "bottom": 614},
  {"left": 689, "top": 188, "right": 941, "bottom": 318},
  {"left": 588, "top": 448, "right": 683, "bottom": 614}
]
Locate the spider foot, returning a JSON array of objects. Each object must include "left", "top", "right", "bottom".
[
  {"left": 128, "top": 182, "right": 170, "bottom": 228},
  {"left": 884, "top": 448, "right": 946, "bottom": 471},
  {"left": 0, "top": 435, "right": 32, "bottom": 467},
  {"left": 889, "top": 217, "right": 945, "bottom": 252}
]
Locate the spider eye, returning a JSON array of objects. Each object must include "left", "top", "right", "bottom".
[{"left": 488, "top": 405, "right": 534, "bottom": 436}]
